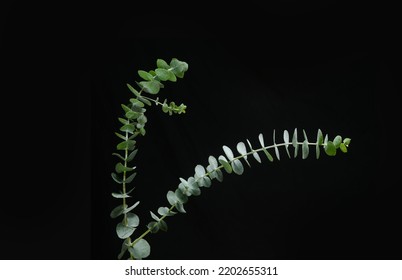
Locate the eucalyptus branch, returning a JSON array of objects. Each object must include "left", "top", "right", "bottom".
[{"left": 111, "top": 58, "right": 351, "bottom": 260}]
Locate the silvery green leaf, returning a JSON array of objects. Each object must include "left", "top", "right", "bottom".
[
  {"left": 247, "top": 139, "right": 261, "bottom": 163},
  {"left": 158, "top": 207, "right": 176, "bottom": 216},
  {"left": 343, "top": 138, "right": 351, "bottom": 147},
  {"left": 258, "top": 133, "right": 265, "bottom": 147},
  {"left": 175, "top": 202, "right": 186, "bottom": 213},
  {"left": 208, "top": 156, "right": 218, "bottom": 169},
  {"left": 110, "top": 205, "right": 125, "bottom": 219},
  {"left": 262, "top": 148, "right": 274, "bottom": 162},
  {"left": 195, "top": 165, "right": 206, "bottom": 177},
  {"left": 116, "top": 223, "right": 135, "bottom": 239},
  {"left": 316, "top": 129, "right": 323, "bottom": 159},
  {"left": 175, "top": 189, "right": 188, "bottom": 203},
  {"left": 273, "top": 130, "right": 280, "bottom": 160},
  {"left": 124, "top": 201, "right": 140, "bottom": 213},
  {"left": 218, "top": 155, "right": 232, "bottom": 173},
  {"left": 112, "top": 152, "right": 125, "bottom": 161},
  {"left": 324, "top": 134, "right": 328, "bottom": 145},
  {"left": 158, "top": 220, "right": 168, "bottom": 232},
  {"left": 111, "top": 192, "right": 130, "bottom": 198},
  {"left": 333, "top": 135, "right": 342, "bottom": 148},
  {"left": 125, "top": 172, "right": 137, "bottom": 184},
  {"left": 111, "top": 172, "right": 123, "bottom": 184},
  {"left": 231, "top": 159, "right": 244, "bottom": 175},
  {"left": 236, "top": 142, "right": 250, "bottom": 167},
  {"left": 324, "top": 141, "right": 337, "bottom": 156},
  {"left": 292, "top": 128, "right": 298, "bottom": 158},
  {"left": 126, "top": 213, "right": 139, "bottom": 228},
  {"left": 129, "top": 239, "right": 150, "bottom": 260},
  {"left": 147, "top": 221, "right": 159, "bottom": 233},
  {"left": 150, "top": 211, "right": 160, "bottom": 221},
  {"left": 167, "top": 191, "right": 178, "bottom": 206},
  {"left": 222, "top": 145, "right": 234, "bottom": 161},
  {"left": 215, "top": 169, "right": 224, "bottom": 182},
  {"left": 303, "top": 129, "right": 309, "bottom": 142},
  {"left": 302, "top": 140, "right": 309, "bottom": 159},
  {"left": 283, "top": 130, "right": 291, "bottom": 158}
]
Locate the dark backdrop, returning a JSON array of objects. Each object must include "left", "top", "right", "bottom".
[{"left": 1, "top": 3, "right": 400, "bottom": 260}]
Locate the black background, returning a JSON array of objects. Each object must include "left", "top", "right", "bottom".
[{"left": 1, "top": 2, "right": 400, "bottom": 260}]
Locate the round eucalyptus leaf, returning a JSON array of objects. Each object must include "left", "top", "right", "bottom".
[
  {"left": 236, "top": 142, "right": 247, "bottom": 157},
  {"left": 110, "top": 204, "right": 125, "bottom": 219},
  {"left": 175, "top": 202, "right": 186, "bottom": 213},
  {"left": 218, "top": 155, "right": 232, "bottom": 173},
  {"left": 208, "top": 156, "right": 218, "bottom": 169},
  {"left": 156, "top": 59, "right": 170, "bottom": 69},
  {"left": 324, "top": 141, "right": 337, "bottom": 156},
  {"left": 124, "top": 201, "right": 140, "bottom": 213},
  {"left": 231, "top": 159, "right": 244, "bottom": 175},
  {"left": 333, "top": 135, "right": 342, "bottom": 148},
  {"left": 158, "top": 220, "right": 168, "bottom": 232},
  {"left": 158, "top": 207, "right": 176, "bottom": 216},
  {"left": 340, "top": 143, "right": 348, "bottom": 153},
  {"left": 111, "top": 172, "right": 123, "bottom": 184},
  {"left": 147, "top": 221, "right": 159, "bottom": 233},
  {"left": 130, "top": 239, "right": 151, "bottom": 260},
  {"left": 222, "top": 145, "right": 234, "bottom": 161},
  {"left": 126, "top": 213, "right": 139, "bottom": 228},
  {"left": 125, "top": 172, "right": 137, "bottom": 184},
  {"left": 116, "top": 222, "right": 135, "bottom": 239},
  {"left": 167, "top": 191, "right": 178, "bottom": 206},
  {"left": 215, "top": 169, "right": 224, "bottom": 182},
  {"left": 175, "top": 189, "right": 188, "bottom": 204},
  {"left": 195, "top": 165, "right": 206, "bottom": 177}
]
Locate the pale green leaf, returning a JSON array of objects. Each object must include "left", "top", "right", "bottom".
[
  {"left": 258, "top": 133, "right": 265, "bottom": 147},
  {"left": 195, "top": 165, "right": 206, "bottom": 177},
  {"left": 231, "top": 159, "right": 244, "bottom": 175},
  {"left": 111, "top": 172, "right": 122, "bottom": 184},
  {"left": 127, "top": 149, "right": 138, "bottom": 162},
  {"left": 218, "top": 155, "right": 232, "bottom": 173},
  {"left": 292, "top": 128, "right": 298, "bottom": 158},
  {"left": 316, "top": 129, "right": 323, "bottom": 159},
  {"left": 273, "top": 130, "right": 280, "bottom": 160},
  {"left": 124, "top": 201, "right": 140, "bottom": 213},
  {"left": 208, "top": 156, "right": 218, "bottom": 169},
  {"left": 156, "top": 59, "right": 170, "bottom": 69},
  {"left": 125, "top": 172, "right": 137, "bottom": 184},
  {"left": 283, "top": 130, "right": 291, "bottom": 158},
  {"left": 116, "top": 223, "right": 135, "bottom": 239},
  {"left": 222, "top": 145, "right": 234, "bottom": 161},
  {"left": 111, "top": 192, "right": 130, "bottom": 198},
  {"left": 333, "top": 135, "right": 342, "bottom": 148},
  {"left": 325, "top": 141, "right": 337, "bottom": 156},
  {"left": 340, "top": 143, "right": 348, "bottom": 153},
  {"left": 150, "top": 211, "right": 160, "bottom": 221},
  {"left": 138, "top": 70, "right": 154, "bottom": 81},
  {"left": 167, "top": 191, "right": 178, "bottom": 206},
  {"left": 158, "top": 207, "right": 176, "bottom": 216},
  {"left": 130, "top": 239, "right": 151, "bottom": 259},
  {"left": 262, "top": 148, "right": 274, "bottom": 162},
  {"left": 302, "top": 140, "right": 309, "bottom": 159},
  {"left": 126, "top": 213, "right": 139, "bottom": 228},
  {"left": 110, "top": 205, "right": 125, "bottom": 219}
]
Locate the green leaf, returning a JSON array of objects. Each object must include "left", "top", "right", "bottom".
[
  {"left": 116, "top": 222, "right": 135, "bottom": 239},
  {"left": 303, "top": 129, "right": 309, "bottom": 141},
  {"left": 155, "top": 68, "right": 175, "bottom": 82},
  {"left": 126, "top": 213, "right": 139, "bottom": 228},
  {"left": 333, "top": 135, "right": 342, "bottom": 148},
  {"left": 218, "top": 155, "right": 232, "bottom": 173},
  {"left": 316, "top": 129, "right": 323, "bottom": 159},
  {"left": 125, "top": 172, "right": 137, "bottom": 184},
  {"left": 115, "top": 162, "right": 134, "bottom": 173},
  {"left": 111, "top": 172, "right": 123, "bottom": 184},
  {"left": 138, "top": 95, "right": 152, "bottom": 106},
  {"left": 222, "top": 145, "right": 234, "bottom": 161},
  {"left": 158, "top": 220, "right": 168, "bottom": 232},
  {"left": 258, "top": 133, "right": 265, "bottom": 147},
  {"left": 118, "top": 117, "right": 129, "bottom": 125},
  {"left": 340, "top": 143, "right": 348, "bottom": 153},
  {"left": 157, "top": 59, "right": 170, "bottom": 69},
  {"left": 273, "top": 130, "right": 280, "bottom": 160},
  {"left": 147, "top": 221, "right": 159, "bottom": 233},
  {"left": 170, "top": 58, "right": 188, "bottom": 78},
  {"left": 343, "top": 138, "right": 351, "bottom": 147},
  {"left": 158, "top": 207, "right": 176, "bottom": 216},
  {"left": 139, "top": 80, "right": 162, "bottom": 94},
  {"left": 150, "top": 211, "right": 160, "bottom": 221},
  {"left": 116, "top": 140, "right": 136, "bottom": 151},
  {"left": 127, "top": 149, "right": 138, "bottom": 162},
  {"left": 195, "top": 165, "right": 206, "bottom": 177},
  {"left": 115, "top": 132, "right": 127, "bottom": 141},
  {"left": 118, "top": 242, "right": 128, "bottom": 260},
  {"left": 130, "top": 98, "right": 145, "bottom": 108},
  {"left": 126, "top": 83, "right": 140, "bottom": 97},
  {"left": 125, "top": 110, "right": 140, "bottom": 120},
  {"left": 208, "top": 156, "right": 218, "bottom": 169},
  {"left": 110, "top": 205, "right": 125, "bottom": 219},
  {"left": 121, "top": 104, "right": 131, "bottom": 113},
  {"left": 124, "top": 201, "right": 140, "bottom": 213},
  {"left": 112, "top": 153, "right": 125, "bottom": 161},
  {"left": 215, "top": 169, "right": 224, "bottom": 182},
  {"left": 325, "top": 141, "right": 337, "bottom": 156},
  {"left": 175, "top": 189, "right": 188, "bottom": 203},
  {"left": 175, "top": 202, "right": 186, "bottom": 213},
  {"left": 198, "top": 176, "right": 211, "bottom": 188},
  {"left": 138, "top": 70, "right": 154, "bottom": 81},
  {"left": 231, "top": 159, "right": 244, "bottom": 175},
  {"left": 167, "top": 191, "right": 178, "bottom": 206},
  {"left": 292, "top": 128, "right": 298, "bottom": 158},
  {"left": 237, "top": 142, "right": 250, "bottom": 167},
  {"left": 283, "top": 130, "right": 291, "bottom": 158},
  {"left": 111, "top": 192, "right": 130, "bottom": 198},
  {"left": 262, "top": 148, "right": 274, "bottom": 162},
  {"left": 302, "top": 140, "right": 309, "bottom": 159},
  {"left": 129, "top": 239, "right": 150, "bottom": 260},
  {"left": 247, "top": 139, "right": 261, "bottom": 163},
  {"left": 120, "top": 124, "right": 136, "bottom": 134}
]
